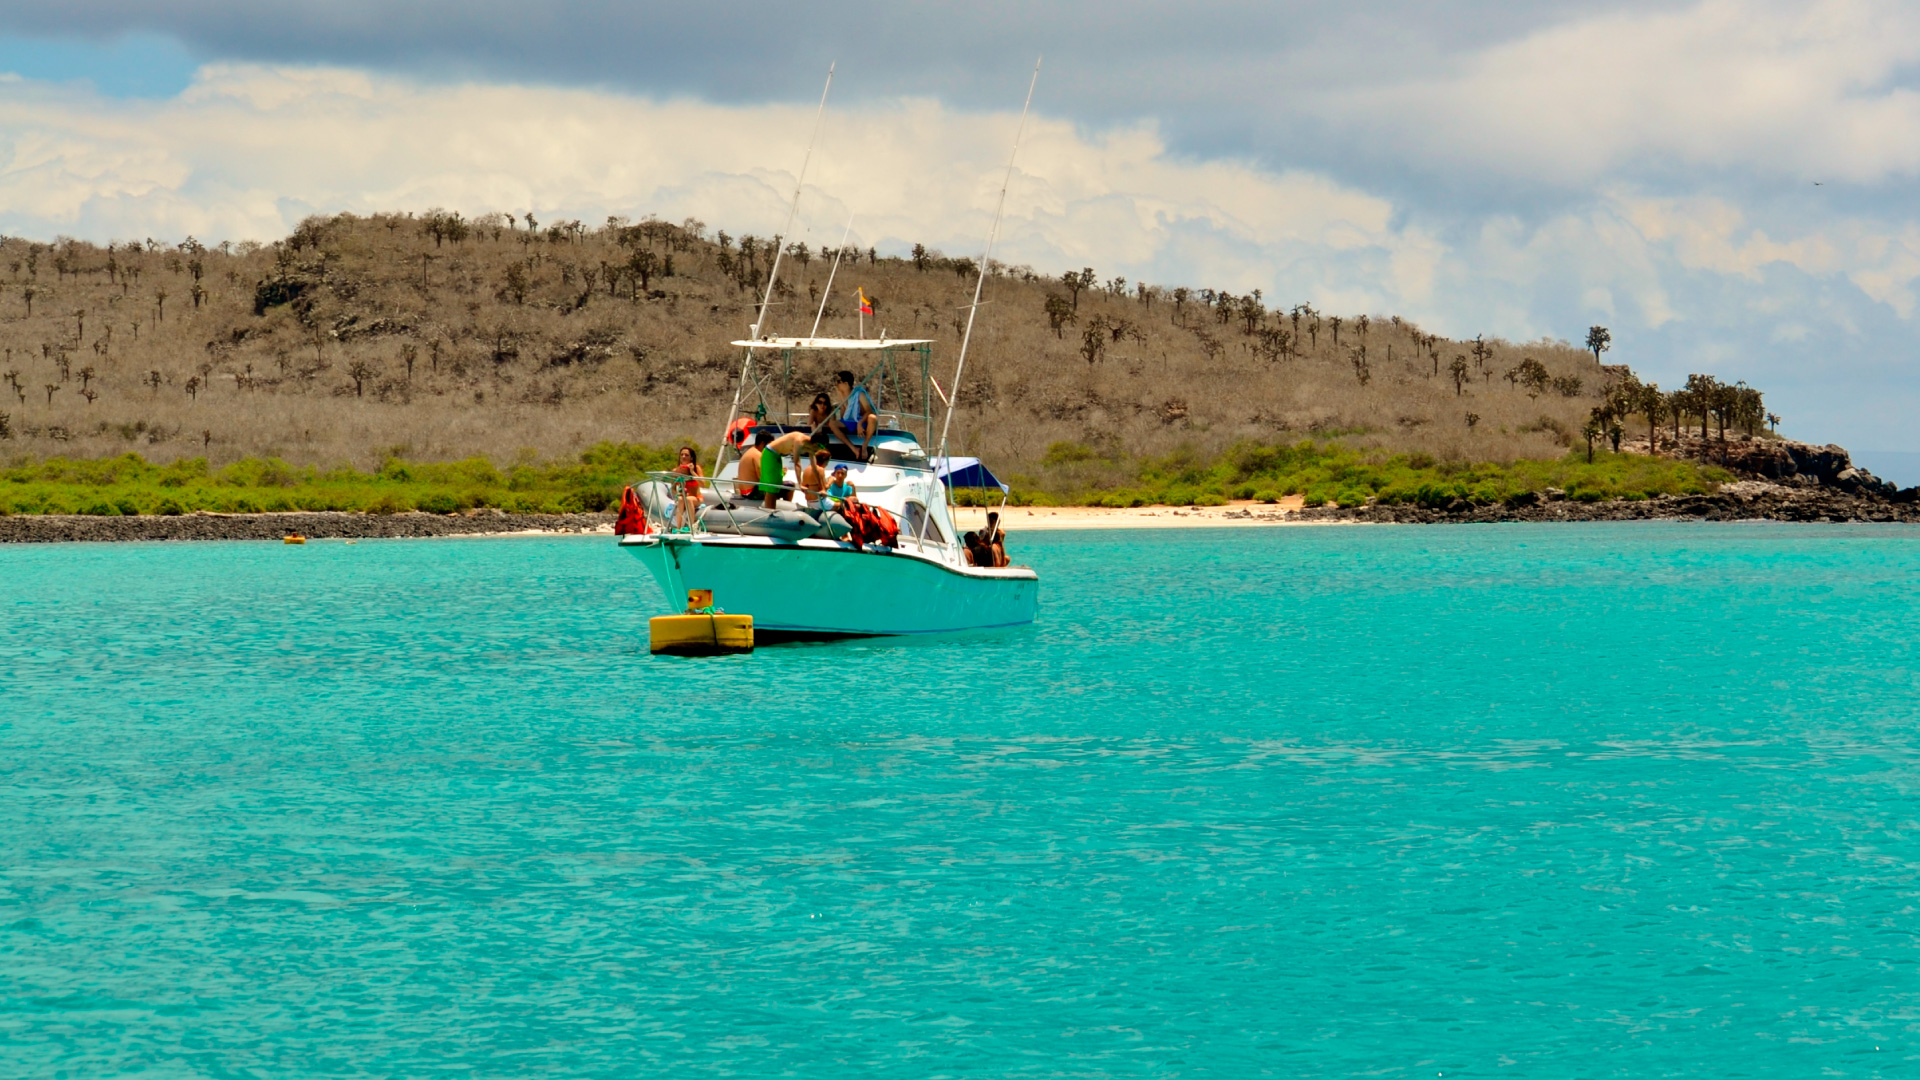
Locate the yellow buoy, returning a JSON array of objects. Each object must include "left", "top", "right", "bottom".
[
  {"left": 283, "top": 534, "right": 306, "bottom": 545},
  {"left": 650, "top": 613, "right": 754, "bottom": 656}
]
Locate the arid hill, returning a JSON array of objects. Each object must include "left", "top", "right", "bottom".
[{"left": 0, "top": 212, "right": 1647, "bottom": 472}]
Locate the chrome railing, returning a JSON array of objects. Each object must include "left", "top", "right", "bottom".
[
  {"left": 631, "top": 468, "right": 955, "bottom": 559},
  {"left": 632, "top": 470, "right": 848, "bottom": 538}
]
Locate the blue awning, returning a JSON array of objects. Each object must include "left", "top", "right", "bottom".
[{"left": 933, "top": 456, "right": 1009, "bottom": 493}]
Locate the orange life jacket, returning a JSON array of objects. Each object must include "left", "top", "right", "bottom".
[
  {"left": 614, "top": 485, "right": 649, "bottom": 535},
  {"left": 726, "top": 417, "right": 755, "bottom": 448}
]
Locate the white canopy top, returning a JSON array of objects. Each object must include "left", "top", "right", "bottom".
[{"left": 728, "top": 336, "right": 934, "bottom": 350}]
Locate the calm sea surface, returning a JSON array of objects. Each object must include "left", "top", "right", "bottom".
[{"left": 4, "top": 523, "right": 1919, "bottom": 1077}]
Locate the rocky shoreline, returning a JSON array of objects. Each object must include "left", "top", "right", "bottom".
[
  {"left": 0, "top": 509, "right": 617, "bottom": 544},
  {"left": 1295, "top": 480, "right": 1920, "bottom": 525}
]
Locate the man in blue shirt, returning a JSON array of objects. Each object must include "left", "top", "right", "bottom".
[{"left": 824, "top": 465, "right": 856, "bottom": 506}]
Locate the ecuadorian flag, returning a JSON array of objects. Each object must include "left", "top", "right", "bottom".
[{"left": 858, "top": 288, "right": 873, "bottom": 315}]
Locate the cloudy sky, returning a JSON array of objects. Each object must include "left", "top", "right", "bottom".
[{"left": 1, "top": 1, "right": 1916, "bottom": 473}]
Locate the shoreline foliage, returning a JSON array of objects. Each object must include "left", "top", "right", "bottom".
[
  {"left": 0, "top": 443, "right": 676, "bottom": 516},
  {"left": 4, "top": 440, "right": 1724, "bottom": 516},
  {"left": 984, "top": 440, "right": 1727, "bottom": 508}
]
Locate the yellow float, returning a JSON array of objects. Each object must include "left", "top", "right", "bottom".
[{"left": 650, "top": 590, "right": 753, "bottom": 656}]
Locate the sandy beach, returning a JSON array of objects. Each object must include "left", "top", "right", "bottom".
[{"left": 951, "top": 497, "right": 1339, "bottom": 531}]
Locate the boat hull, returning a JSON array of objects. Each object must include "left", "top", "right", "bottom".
[{"left": 623, "top": 536, "right": 1038, "bottom": 637}]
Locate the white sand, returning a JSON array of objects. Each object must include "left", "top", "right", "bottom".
[{"left": 951, "top": 496, "right": 1361, "bottom": 531}]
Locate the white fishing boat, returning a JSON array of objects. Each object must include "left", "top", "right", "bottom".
[
  {"left": 618, "top": 64, "right": 1045, "bottom": 640},
  {"left": 619, "top": 339, "right": 1037, "bottom": 639}
]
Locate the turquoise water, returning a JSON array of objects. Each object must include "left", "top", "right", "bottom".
[{"left": 4, "top": 524, "right": 1919, "bottom": 1077}]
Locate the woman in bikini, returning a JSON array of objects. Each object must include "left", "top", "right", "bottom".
[{"left": 671, "top": 445, "right": 704, "bottom": 531}]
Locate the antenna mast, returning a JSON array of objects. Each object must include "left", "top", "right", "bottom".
[
  {"left": 937, "top": 57, "right": 1039, "bottom": 457},
  {"left": 717, "top": 62, "right": 835, "bottom": 463},
  {"left": 807, "top": 214, "right": 856, "bottom": 342}
]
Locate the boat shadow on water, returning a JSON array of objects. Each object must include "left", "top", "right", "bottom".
[{"left": 646, "top": 621, "right": 1038, "bottom": 658}]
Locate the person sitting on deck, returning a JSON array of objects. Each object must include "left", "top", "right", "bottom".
[
  {"left": 827, "top": 370, "right": 879, "bottom": 462},
  {"left": 734, "top": 434, "right": 765, "bottom": 503},
  {"left": 962, "top": 530, "right": 990, "bottom": 567},
  {"left": 804, "top": 393, "right": 834, "bottom": 443},
  {"left": 757, "top": 429, "right": 810, "bottom": 510},
  {"left": 981, "top": 510, "right": 1009, "bottom": 567},
  {"left": 824, "top": 464, "right": 856, "bottom": 508},
  {"left": 799, "top": 448, "right": 830, "bottom": 508},
  {"left": 671, "top": 445, "right": 703, "bottom": 531}
]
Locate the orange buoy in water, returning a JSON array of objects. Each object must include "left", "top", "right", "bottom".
[{"left": 283, "top": 533, "right": 306, "bottom": 545}]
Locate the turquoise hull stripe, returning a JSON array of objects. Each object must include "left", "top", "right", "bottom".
[{"left": 625, "top": 537, "right": 1038, "bottom": 636}]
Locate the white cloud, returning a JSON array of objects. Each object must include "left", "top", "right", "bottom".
[
  {"left": 1621, "top": 195, "right": 1841, "bottom": 280},
  {"left": 0, "top": 62, "right": 1440, "bottom": 317},
  {"left": 1326, "top": 0, "right": 1920, "bottom": 185}
]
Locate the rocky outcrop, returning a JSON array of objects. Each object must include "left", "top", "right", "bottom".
[
  {"left": 0, "top": 509, "right": 616, "bottom": 544},
  {"left": 1622, "top": 434, "right": 1901, "bottom": 497}
]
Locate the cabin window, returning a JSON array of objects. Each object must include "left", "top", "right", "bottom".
[{"left": 902, "top": 501, "right": 948, "bottom": 546}]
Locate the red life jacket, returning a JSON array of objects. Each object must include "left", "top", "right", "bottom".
[
  {"left": 840, "top": 501, "right": 898, "bottom": 548},
  {"left": 614, "top": 485, "right": 649, "bottom": 535},
  {"left": 868, "top": 506, "right": 899, "bottom": 547},
  {"left": 840, "top": 501, "right": 871, "bottom": 545}
]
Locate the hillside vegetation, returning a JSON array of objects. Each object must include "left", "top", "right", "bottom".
[{"left": 0, "top": 211, "right": 1659, "bottom": 485}]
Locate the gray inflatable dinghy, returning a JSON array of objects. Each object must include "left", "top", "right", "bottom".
[{"left": 698, "top": 503, "right": 825, "bottom": 542}]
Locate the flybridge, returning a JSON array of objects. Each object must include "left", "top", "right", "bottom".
[
  {"left": 729, "top": 337, "right": 934, "bottom": 350},
  {"left": 727, "top": 337, "right": 939, "bottom": 448}
]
